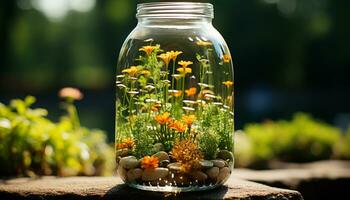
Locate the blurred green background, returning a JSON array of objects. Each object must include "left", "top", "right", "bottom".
[{"left": 1, "top": 0, "right": 350, "bottom": 141}]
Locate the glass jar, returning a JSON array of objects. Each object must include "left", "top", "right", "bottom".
[{"left": 115, "top": 2, "right": 234, "bottom": 192}]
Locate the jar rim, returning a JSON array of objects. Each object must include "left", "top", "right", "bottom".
[{"left": 136, "top": 2, "right": 214, "bottom": 19}]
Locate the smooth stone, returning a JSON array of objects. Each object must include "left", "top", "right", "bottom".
[
  {"left": 217, "top": 150, "right": 234, "bottom": 161},
  {"left": 168, "top": 162, "right": 182, "bottom": 172},
  {"left": 127, "top": 168, "right": 143, "bottom": 182},
  {"left": 206, "top": 167, "right": 220, "bottom": 179},
  {"left": 119, "top": 156, "right": 139, "bottom": 169},
  {"left": 211, "top": 160, "right": 226, "bottom": 168},
  {"left": 152, "top": 143, "right": 164, "bottom": 152},
  {"left": 117, "top": 166, "right": 127, "bottom": 182},
  {"left": 159, "top": 160, "right": 170, "bottom": 167},
  {"left": 141, "top": 168, "right": 169, "bottom": 181},
  {"left": 217, "top": 167, "right": 231, "bottom": 183},
  {"left": 116, "top": 148, "right": 130, "bottom": 157},
  {"left": 153, "top": 151, "right": 170, "bottom": 162},
  {"left": 199, "top": 160, "right": 214, "bottom": 169},
  {"left": 190, "top": 171, "right": 208, "bottom": 181}
]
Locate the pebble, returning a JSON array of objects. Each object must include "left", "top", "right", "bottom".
[
  {"left": 168, "top": 162, "right": 182, "bottom": 172},
  {"left": 153, "top": 151, "right": 170, "bottom": 162},
  {"left": 159, "top": 160, "right": 170, "bottom": 167},
  {"left": 127, "top": 168, "right": 143, "bottom": 181},
  {"left": 142, "top": 168, "right": 169, "bottom": 181},
  {"left": 199, "top": 160, "right": 214, "bottom": 169},
  {"left": 206, "top": 167, "right": 220, "bottom": 179},
  {"left": 119, "top": 156, "right": 139, "bottom": 169},
  {"left": 217, "top": 150, "right": 234, "bottom": 161},
  {"left": 116, "top": 148, "right": 130, "bottom": 157},
  {"left": 117, "top": 166, "right": 127, "bottom": 182},
  {"left": 190, "top": 171, "right": 208, "bottom": 181},
  {"left": 217, "top": 167, "right": 230, "bottom": 183},
  {"left": 211, "top": 160, "right": 226, "bottom": 168}
]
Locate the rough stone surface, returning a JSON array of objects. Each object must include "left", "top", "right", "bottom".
[
  {"left": 233, "top": 160, "right": 350, "bottom": 200},
  {"left": 0, "top": 176, "right": 302, "bottom": 200}
]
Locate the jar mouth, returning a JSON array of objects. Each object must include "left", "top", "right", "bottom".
[{"left": 136, "top": 2, "right": 214, "bottom": 19}]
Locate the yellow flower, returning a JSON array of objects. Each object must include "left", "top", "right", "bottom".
[
  {"left": 168, "top": 51, "right": 183, "bottom": 61},
  {"left": 168, "top": 120, "right": 187, "bottom": 133},
  {"left": 178, "top": 60, "right": 193, "bottom": 68},
  {"left": 141, "top": 156, "right": 159, "bottom": 170},
  {"left": 185, "top": 87, "right": 197, "bottom": 97},
  {"left": 177, "top": 67, "right": 192, "bottom": 75},
  {"left": 182, "top": 115, "right": 196, "bottom": 126},
  {"left": 223, "top": 81, "right": 234, "bottom": 87},
  {"left": 158, "top": 53, "right": 172, "bottom": 67},
  {"left": 155, "top": 112, "right": 172, "bottom": 125},
  {"left": 171, "top": 90, "right": 182, "bottom": 97},
  {"left": 223, "top": 54, "right": 231, "bottom": 63},
  {"left": 177, "top": 61, "right": 193, "bottom": 76},
  {"left": 196, "top": 41, "right": 212, "bottom": 46},
  {"left": 122, "top": 66, "right": 139, "bottom": 77},
  {"left": 139, "top": 45, "right": 159, "bottom": 55},
  {"left": 140, "top": 70, "right": 151, "bottom": 77}
]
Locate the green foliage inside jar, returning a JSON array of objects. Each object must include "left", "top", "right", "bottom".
[{"left": 115, "top": 41, "right": 234, "bottom": 190}]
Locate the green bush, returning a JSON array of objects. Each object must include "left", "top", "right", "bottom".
[
  {"left": 333, "top": 127, "right": 350, "bottom": 159},
  {"left": 0, "top": 95, "right": 114, "bottom": 177},
  {"left": 236, "top": 113, "right": 342, "bottom": 168}
]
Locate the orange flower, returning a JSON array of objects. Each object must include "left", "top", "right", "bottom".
[
  {"left": 222, "top": 81, "right": 234, "bottom": 87},
  {"left": 122, "top": 66, "right": 139, "bottom": 77},
  {"left": 171, "top": 90, "right": 182, "bottom": 97},
  {"left": 155, "top": 112, "right": 172, "bottom": 124},
  {"left": 196, "top": 41, "right": 212, "bottom": 46},
  {"left": 223, "top": 54, "right": 231, "bottom": 63},
  {"left": 116, "top": 143, "right": 124, "bottom": 149},
  {"left": 123, "top": 138, "right": 134, "bottom": 148},
  {"left": 158, "top": 52, "right": 172, "bottom": 67},
  {"left": 182, "top": 115, "right": 196, "bottom": 126},
  {"left": 168, "top": 120, "right": 187, "bottom": 133},
  {"left": 116, "top": 138, "right": 134, "bottom": 149},
  {"left": 185, "top": 87, "right": 197, "bottom": 96},
  {"left": 168, "top": 51, "right": 183, "bottom": 61},
  {"left": 151, "top": 103, "right": 161, "bottom": 112},
  {"left": 178, "top": 60, "right": 193, "bottom": 68},
  {"left": 141, "top": 156, "right": 159, "bottom": 170},
  {"left": 139, "top": 45, "right": 159, "bottom": 55}
]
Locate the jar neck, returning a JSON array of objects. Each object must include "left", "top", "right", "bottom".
[
  {"left": 136, "top": 2, "right": 214, "bottom": 26},
  {"left": 138, "top": 18, "right": 212, "bottom": 27}
]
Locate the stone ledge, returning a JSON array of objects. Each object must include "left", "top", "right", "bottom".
[
  {"left": 0, "top": 176, "right": 302, "bottom": 200},
  {"left": 232, "top": 160, "right": 350, "bottom": 200}
]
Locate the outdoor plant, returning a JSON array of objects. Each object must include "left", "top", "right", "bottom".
[
  {"left": 0, "top": 89, "right": 114, "bottom": 177},
  {"left": 115, "top": 42, "right": 234, "bottom": 188},
  {"left": 235, "top": 113, "right": 343, "bottom": 168}
]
